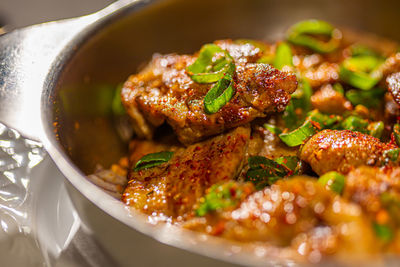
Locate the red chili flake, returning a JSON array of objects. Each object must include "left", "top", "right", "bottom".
[
  {"left": 311, "top": 120, "right": 321, "bottom": 130},
  {"left": 230, "top": 187, "right": 237, "bottom": 197},
  {"left": 211, "top": 221, "right": 226, "bottom": 236}
]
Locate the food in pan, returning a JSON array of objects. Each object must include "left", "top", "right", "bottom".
[{"left": 89, "top": 19, "right": 400, "bottom": 262}]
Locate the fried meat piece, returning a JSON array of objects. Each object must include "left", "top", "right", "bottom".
[
  {"left": 186, "top": 177, "right": 376, "bottom": 258},
  {"left": 122, "top": 126, "right": 250, "bottom": 218},
  {"left": 311, "top": 84, "right": 351, "bottom": 114},
  {"left": 344, "top": 166, "right": 400, "bottom": 223},
  {"left": 300, "top": 130, "right": 395, "bottom": 175},
  {"left": 122, "top": 40, "right": 297, "bottom": 145}
]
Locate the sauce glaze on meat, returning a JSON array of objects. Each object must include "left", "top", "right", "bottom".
[{"left": 89, "top": 20, "right": 400, "bottom": 263}]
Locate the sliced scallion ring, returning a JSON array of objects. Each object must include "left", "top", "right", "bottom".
[
  {"left": 273, "top": 42, "right": 293, "bottom": 70},
  {"left": 203, "top": 71, "right": 235, "bottom": 114},
  {"left": 134, "top": 151, "right": 174, "bottom": 171},
  {"left": 339, "top": 56, "right": 384, "bottom": 90},
  {"left": 286, "top": 19, "right": 341, "bottom": 53},
  {"left": 279, "top": 120, "right": 317, "bottom": 147},
  {"left": 187, "top": 43, "right": 236, "bottom": 114},
  {"left": 279, "top": 110, "right": 341, "bottom": 147},
  {"left": 318, "top": 171, "right": 346, "bottom": 194}
]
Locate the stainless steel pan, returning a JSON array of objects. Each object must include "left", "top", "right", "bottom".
[{"left": 1, "top": 0, "right": 400, "bottom": 265}]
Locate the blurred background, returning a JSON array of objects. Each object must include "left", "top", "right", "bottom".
[{"left": 0, "top": 0, "right": 113, "bottom": 30}]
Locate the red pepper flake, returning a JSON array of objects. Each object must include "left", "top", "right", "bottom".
[{"left": 211, "top": 221, "right": 226, "bottom": 236}]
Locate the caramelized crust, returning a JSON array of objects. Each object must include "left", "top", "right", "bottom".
[
  {"left": 311, "top": 84, "right": 351, "bottom": 114},
  {"left": 300, "top": 130, "right": 395, "bottom": 175},
  {"left": 186, "top": 177, "right": 376, "bottom": 258},
  {"left": 122, "top": 40, "right": 297, "bottom": 145},
  {"left": 122, "top": 126, "right": 251, "bottom": 218}
]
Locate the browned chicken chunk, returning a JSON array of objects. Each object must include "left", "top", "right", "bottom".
[
  {"left": 122, "top": 40, "right": 297, "bottom": 145},
  {"left": 186, "top": 177, "right": 376, "bottom": 259},
  {"left": 344, "top": 166, "right": 400, "bottom": 222},
  {"left": 300, "top": 130, "right": 395, "bottom": 175},
  {"left": 311, "top": 84, "right": 351, "bottom": 114},
  {"left": 122, "top": 126, "right": 250, "bottom": 218}
]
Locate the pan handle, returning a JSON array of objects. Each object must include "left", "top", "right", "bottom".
[
  {"left": 0, "top": 17, "right": 98, "bottom": 141},
  {"left": 0, "top": 0, "right": 148, "bottom": 142}
]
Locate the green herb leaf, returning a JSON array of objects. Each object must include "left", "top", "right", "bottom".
[
  {"left": 134, "top": 151, "right": 174, "bottom": 171},
  {"left": 373, "top": 223, "right": 394, "bottom": 242},
  {"left": 345, "top": 88, "right": 385, "bottom": 108},
  {"left": 318, "top": 171, "right": 346, "bottom": 194},
  {"left": 245, "top": 156, "right": 297, "bottom": 189},
  {"left": 274, "top": 156, "right": 300, "bottom": 172},
  {"left": 186, "top": 43, "right": 236, "bottom": 114},
  {"left": 203, "top": 71, "right": 236, "bottom": 114},
  {"left": 286, "top": 19, "right": 341, "bottom": 53},
  {"left": 273, "top": 42, "right": 293, "bottom": 70}
]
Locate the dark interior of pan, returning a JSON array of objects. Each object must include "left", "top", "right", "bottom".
[{"left": 51, "top": 0, "right": 400, "bottom": 174}]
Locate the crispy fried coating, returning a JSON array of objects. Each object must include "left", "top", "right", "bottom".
[
  {"left": 122, "top": 126, "right": 250, "bottom": 218},
  {"left": 121, "top": 40, "right": 297, "bottom": 145},
  {"left": 300, "top": 130, "right": 395, "bottom": 175},
  {"left": 186, "top": 177, "right": 376, "bottom": 258}
]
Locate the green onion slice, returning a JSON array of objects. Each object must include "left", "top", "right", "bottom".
[
  {"left": 279, "top": 120, "right": 317, "bottom": 147},
  {"left": 280, "top": 110, "right": 341, "bottom": 147},
  {"left": 393, "top": 124, "right": 400, "bottom": 146},
  {"left": 134, "top": 151, "right": 174, "bottom": 171},
  {"left": 345, "top": 88, "right": 385, "bottom": 108},
  {"left": 318, "top": 171, "right": 346, "bottom": 194},
  {"left": 186, "top": 44, "right": 230, "bottom": 83},
  {"left": 263, "top": 124, "right": 283, "bottom": 135},
  {"left": 368, "top": 121, "right": 384, "bottom": 139},
  {"left": 187, "top": 43, "right": 236, "bottom": 114},
  {"left": 339, "top": 56, "right": 384, "bottom": 90},
  {"left": 286, "top": 19, "right": 341, "bottom": 53},
  {"left": 274, "top": 156, "right": 300, "bottom": 172},
  {"left": 384, "top": 148, "right": 400, "bottom": 163},
  {"left": 196, "top": 181, "right": 249, "bottom": 216},
  {"left": 350, "top": 44, "right": 381, "bottom": 58},
  {"left": 373, "top": 223, "right": 394, "bottom": 242},
  {"left": 273, "top": 42, "right": 293, "bottom": 70},
  {"left": 203, "top": 72, "right": 235, "bottom": 114}
]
